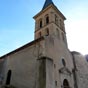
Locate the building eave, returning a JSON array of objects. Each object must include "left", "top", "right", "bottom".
[
  {"left": 52, "top": 4, "right": 66, "bottom": 20},
  {"left": 33, "top": 4, "right": 66, "bottom": 20},
  {"left": 33, "top": 4, "right": 52, "bottom": 19},
  {"left": 0, "top": 37, "right": 44, "bottom": 59}
]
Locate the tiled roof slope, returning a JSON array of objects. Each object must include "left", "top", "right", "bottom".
[{"left": 42, "top": 0, "right": 54, "bottom": 10}]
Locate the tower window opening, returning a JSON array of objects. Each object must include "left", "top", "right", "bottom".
[
  {"left": 40, "top": 20, "right": 42, "bottom": 28},
  {"left": 60, "top": 19, "right": 63, "bottom": 30},
  {"left": 45, "top": 28, "right": 49, "bottom": 36},
  {"left": 46, "top": 16, "right": 49, "bottom": 24},
  {"left": 60, "top": 19, "right": 61, "bottom": 27},
  {"left": 55, "top": 14, "right": 58, "bottom": 25}
]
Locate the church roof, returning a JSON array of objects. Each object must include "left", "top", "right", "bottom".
[
  {"left": 71, "top": 51, "right": 81, "bottom": 55},
  {"left": 34, "top": 0, "right": 66, "bottom": 20},
  {"left": 42, "top": 0, "right": 54, "bottom": 10},
  {"left": 0, "top": 37, "right": 44, "bottom": 59}
]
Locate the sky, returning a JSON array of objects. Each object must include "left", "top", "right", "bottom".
[{"left": 0, "top": 0, "right": 88, "bottom": 56}]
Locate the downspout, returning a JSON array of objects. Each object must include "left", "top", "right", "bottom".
[{"left": 71, "top": 52, "right": 78, "bottom": 88}]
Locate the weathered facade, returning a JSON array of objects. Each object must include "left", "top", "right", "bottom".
[{"left": 0, "top": 0, "right": 88, "bottom": 88}]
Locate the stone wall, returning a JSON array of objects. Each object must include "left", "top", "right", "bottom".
[
  {"left": 43, "top": 36, "right": 74, "bottom": 88},
  {"left": 74, "top": 54, "right": 88, "bottom": 88},
  {"left": 1, "top": 40, "right": 44, "bottom": 88}
]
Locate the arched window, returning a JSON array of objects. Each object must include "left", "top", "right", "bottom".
[
  {"left": 45, "top": 15, "right": 49, "bottom": 24},
  {"left": 5, "top": 70, "right": 12, "bottom": 85},
  {"left": 63, "top": 79, "right": 70, "bottom": 88},
  {"left": 55, "top": 14, "right": 58, "bottom": 25},
  {"left": 40, "top": 20, "right": 42, "bottom": 28},
  {"left": 62, "top": 58, "right": 66, "bottom": 66},
  {"left": 45, "top": 28, "right": 49, "bottom": 36}
]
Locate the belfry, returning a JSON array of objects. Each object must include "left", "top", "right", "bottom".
[{"left": 34, "top": 0, "right": 67, "bottom": 46}]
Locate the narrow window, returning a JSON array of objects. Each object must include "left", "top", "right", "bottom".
[
  {"left": 60, "top": 19, "right": 63, "bottom": 29},
  {"left": 5, "top": 70, "right": 12, "bottom": 85},
  {"left": 55, "top": 81, "right": 57, "bottom": 86},
  {"left": 62, "top": 58, "right": 66, "bottom": 66},
  {"left": 46, "top": 16, "right": 49, "bottom": 24},
  {"left": 55, "top": 14, "right": 58, "bottom": 25},
  {"left": 40, "top": 20, "right": 42, "bottom": 28}
]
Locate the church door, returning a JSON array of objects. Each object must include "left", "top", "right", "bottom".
[{"left": 63, "top": 79, "right": 70, "bottom": 88}]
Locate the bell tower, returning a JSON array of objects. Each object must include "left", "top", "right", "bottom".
[
  {"left": 33, "top": 1, "right": 74, "bottom": 88},
  {"left": 33, "top": 0, "right": 67, "bottom": 46}
]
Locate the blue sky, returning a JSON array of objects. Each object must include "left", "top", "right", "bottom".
[{"left": 0, "top": 0, "right": 88, "bottom": 56}]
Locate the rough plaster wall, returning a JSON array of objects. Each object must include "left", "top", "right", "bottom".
[
  {"left": 44, "top": 35, "right": 73, "bottom": 71},
  {"left": 45, "top": 35, "right": 73, "bottom": 66},
  {"left": 74, "top": 55, "right": 88, "bottom": 88},
  {"left": 0, "top": 35, "right": 75, "bottom": 88},
  {"left": 0, "top": 60, "right": 4, "bottom": 81},
  {"left": 0, "top": 59, "right": 6, "bottom": 87},
  {"left": 2, "top": 43, "right": 43, "bottom": 88},
  {"left": 44, "top": 36, "right": 74, "bottom": 88}
]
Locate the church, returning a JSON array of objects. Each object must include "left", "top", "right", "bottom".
[{"left": 0, "top": 0, "right": 88, "bottom": 88}]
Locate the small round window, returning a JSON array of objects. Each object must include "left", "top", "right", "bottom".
[{"left": 62, "top": 58, "right": 66, "bottom": 66}]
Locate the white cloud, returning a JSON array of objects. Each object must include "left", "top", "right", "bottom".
[{"left": 66, "top": 19, "right": 88, "bottom": 55}]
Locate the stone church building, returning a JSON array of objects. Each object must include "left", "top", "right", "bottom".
[{"left": 0, "top": 0, "right": 88, "bottom": 88}]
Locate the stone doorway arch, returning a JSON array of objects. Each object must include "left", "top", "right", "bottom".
[{"left": 63, "top": 79, "right": 70, "bottom": 88}]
